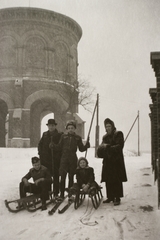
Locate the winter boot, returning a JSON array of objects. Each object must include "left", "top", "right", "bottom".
[
  {"left": 113, "top": 198, "right": 121, "bottom": 206},
  {"left": 103, "top": 198, "right": 114, "bottom": 203},
  {"left": 41, "top": 201, "right": 47, "bottom": 211}
]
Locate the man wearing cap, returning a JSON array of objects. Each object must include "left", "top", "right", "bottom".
[
  {"left": 52, "top": 120, "right": 90, "bottom": 199},
  {"left": 38, "top": 119, "right": 62, "bottom": 197},
  {"left": 19, "top": 157, "right": 52, "bottom": 210}
]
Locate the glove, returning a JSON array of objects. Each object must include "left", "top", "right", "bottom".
[
  {"left": 82, "top": 184, "right": 89, "bottom": 193},
  {"left": 86, "top": 141, "right": 90, "bottom": 148},
  {"left": 105, "top": 144, "right": 110, "bottom": 149},
  {"left": 49, "top": 142, "right": 54, "bottom": 149},
  {"left": 35, "top": 178, "right": 44, "bottom": 186}
]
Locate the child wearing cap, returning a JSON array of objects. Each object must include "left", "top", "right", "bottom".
[
  {"left": 19, "top": 157, "right": 52, "bottom": 210},
  {"left": 52, "top": 120, "right": 90, "bottom": 199},
  {"left": 68, "top": 157, "right": 99, "bottom": 197}
]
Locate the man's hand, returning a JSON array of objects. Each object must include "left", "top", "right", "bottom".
[
  {"left": 86, "top": 139, "right": 90, "bottom": 148},
  {"left": 35, "top": 178, "right": 44, "bottom": 185},
  {"left": 23, "top": 178, "right": 30, "bottom": 186},
  {"left": 82, "top": 184, "right": 89, "bottom": 193},
  {"left": 49, "top": 143, "right": 54, "bottom": 149}
]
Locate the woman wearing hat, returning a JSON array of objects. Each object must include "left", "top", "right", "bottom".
[
  {"left": 38, "top": 119, "right": 63, "bottom": 197},
  {"left": 97, "top": 118, "right": 127, "bottom": 206}
]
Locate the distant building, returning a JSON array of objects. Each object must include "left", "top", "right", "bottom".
[
  {"left": 150, "top": 52, "right": 160, "bottom": 207},
  {"left": 0, "top": 7, "right": 84, "bottom": 147}
]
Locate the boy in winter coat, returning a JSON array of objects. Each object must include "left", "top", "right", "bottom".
[
  {"left": 52, "top": 120, "right": 90, "bottom": 199},
  {"left": 68, "top": 157, "right": 99, "bottom": 197},
  {"left": 19, "top": 157, "right": 52, "bottom": 210}
]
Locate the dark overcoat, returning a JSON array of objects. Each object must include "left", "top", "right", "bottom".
[
  {"left": 38, "top": 129, "right": 62, "bottom": 174},
  {"left": 97, "top": 130, "right": 127, "bottom": 183},
  {"left": 75, "top": 167, "right": 95, "bottom": 188},
  {"left": 54, "top": 132, "right": 89, "bottom": 176}
]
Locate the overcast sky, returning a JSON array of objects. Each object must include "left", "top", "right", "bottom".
[{"left": 0, "top": 0, "right": 160, "bottom": 152}]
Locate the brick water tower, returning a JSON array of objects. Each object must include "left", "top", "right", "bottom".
[{"left": 0, "top": 7, "right": 83, "bottom": 147}]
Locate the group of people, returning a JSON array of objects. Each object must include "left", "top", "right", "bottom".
[{"left": 19, "top": 117, "right": 127, "bottom": 210}]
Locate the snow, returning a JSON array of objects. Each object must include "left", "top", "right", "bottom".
[{"left": 0, "top": 147, "right": 159, "bottom": 240}]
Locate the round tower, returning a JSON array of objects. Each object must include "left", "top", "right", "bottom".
[{"left": 0, "top": 7, "right": 82, "bottom": 147}]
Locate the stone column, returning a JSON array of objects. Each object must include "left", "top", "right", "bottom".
[
  {"left": 10, "top": 79, "right": 23, "bottom": 147},
  {"left": 21, "top": 109, "right": 30, "bottom": 147}
]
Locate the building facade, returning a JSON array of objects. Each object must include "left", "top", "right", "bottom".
[{"left": 150, "top": 52, "right": 160, "bottom": 207}]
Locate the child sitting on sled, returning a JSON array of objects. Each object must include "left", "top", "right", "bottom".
[
  {"left": 68, "top": 157, "right": 99, "bottom": 198},
  {"left": 19, "top": 157, "right": 52, "bottom": 211}
]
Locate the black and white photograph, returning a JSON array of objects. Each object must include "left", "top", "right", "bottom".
[{"left": 0, "top": 0, "right": 159, "bottom": 239}]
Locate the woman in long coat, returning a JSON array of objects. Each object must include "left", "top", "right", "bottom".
[{"left": 97, "top": 118, "right": 127, "bottom": 205}]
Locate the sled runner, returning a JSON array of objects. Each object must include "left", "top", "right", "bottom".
[
  {"left": 5, "top": 191, "right": 54, "bottom": 213},
  {"left": 48, "top": 195, "right": 68, "bottom": 215},
  {"left": 58, "top": 197, "right": 75, "bottom": 214},
  {"left": 74, "top": 186, "right": 103, "bottom": 210}
]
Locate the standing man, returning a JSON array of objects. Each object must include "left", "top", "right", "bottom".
[
  {"left": 38, "top": 119, "right": 62, "bottom": 197},
  {"left": 97, "top": 118, "right": 127, "bottom": 206}
]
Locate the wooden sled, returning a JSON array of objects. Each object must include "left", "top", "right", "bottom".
[
  {"left": 5, "top": 191, "right": 54, "bottom": 213},
  {"left": 74, "top": 186, "right": 103, "bottom": 210}
]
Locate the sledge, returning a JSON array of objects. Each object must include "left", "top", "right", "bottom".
[
  {"left": 74, "top": 186, "right": 103, "bottom": 210},
  {"left": 5, "top": 191, "right": 54, "bottom": 213}
]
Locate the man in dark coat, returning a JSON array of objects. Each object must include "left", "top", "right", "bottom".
[
  {"left": 97, "top": 118, "right": 127, "bottom": 205},
  {"left": 38, "top": 119, "right": 62, "bottom": 197}
]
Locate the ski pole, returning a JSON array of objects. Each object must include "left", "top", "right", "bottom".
[{"left": 51, "top": 136, "right": 54, "bottom": 192}]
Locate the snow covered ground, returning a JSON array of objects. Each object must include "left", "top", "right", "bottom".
[{"left": 0, "top": 147, "right": 159, "bottom": 240}]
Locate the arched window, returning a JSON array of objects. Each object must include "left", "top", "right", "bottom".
[
  {"left": 0, "top": 37, "right": 17, "bottom": 68},
  {"left": 55, "top": 43, "right": 68, "bottom": 78},
  {"left": 25, "top": 37, "right": 45, "bottom": 68}
]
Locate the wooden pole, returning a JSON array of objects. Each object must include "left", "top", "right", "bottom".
[
  {"left": 85, "top": 99, "right": 98, "bottom": 158},
  {"left": 124, "top": 114, "right": 138, "bottom": 143},
  {"left": 95, "top": 94, "right": 99, "bottom": 157},
  {"left": 138, "top": 111, "right": 140, "bottom": 156}
]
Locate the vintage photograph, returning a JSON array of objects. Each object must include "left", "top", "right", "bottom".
[{"left": 0, "top": 0, "right": 159, "bottom": 239}]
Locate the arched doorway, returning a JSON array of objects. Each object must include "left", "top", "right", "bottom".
[
  {"left": 30, "top": 98, "right": 66, "bottom": 147},
  {"left": 41, "top": 112, "right": 54, "bottom": 137}
]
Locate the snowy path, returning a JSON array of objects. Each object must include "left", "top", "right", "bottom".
[{"left": 0, "top": 148, "right": 159, "bottom": 240}]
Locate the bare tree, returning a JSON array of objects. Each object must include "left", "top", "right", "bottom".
[{"left": 55, "top": 75, "right": 96, "bottom": 118}]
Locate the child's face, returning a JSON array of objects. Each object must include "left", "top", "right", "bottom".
[
  {"left": 32, "top": 161, "right": 41, "bottom": 170},
  {"left": 48, "top": 124, "right": 56, "bottom": 132},
  {"left": 79, "top": 160, "right": 87, "bottom": 168},
  {"left": 67, "top": 125, "right": 76, "bottom": 134}
]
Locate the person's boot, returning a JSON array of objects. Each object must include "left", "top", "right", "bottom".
[
  {"left": 58, "top": 193, "right": 64, "bottom": 201},
  {"left": 41, "top": 200, "right": 47, "bottom": 211},
  {"left": 114, "top": 198, "right": 121, "bottom": 206},
  {"left": 103, "top": 198, "right": 114, "bottom": 203}
]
